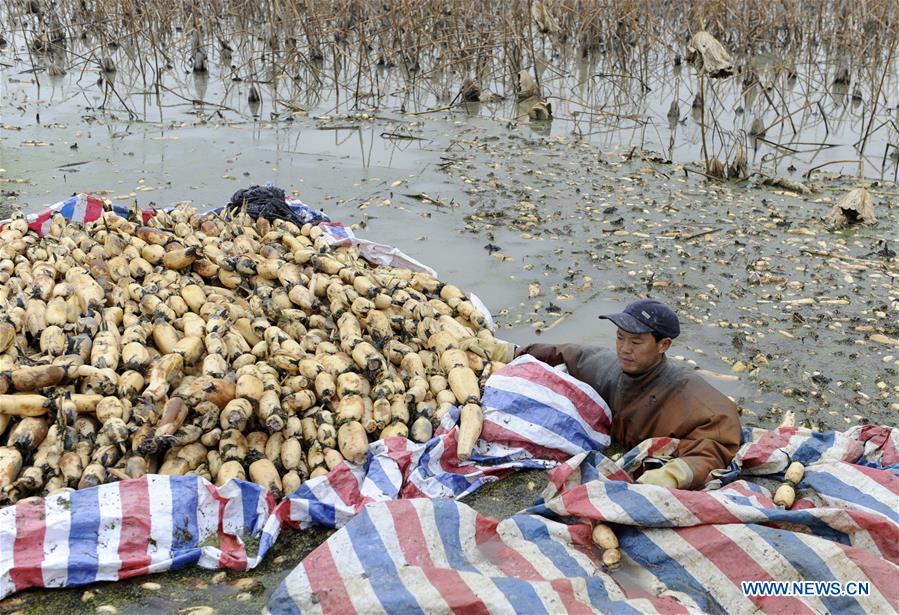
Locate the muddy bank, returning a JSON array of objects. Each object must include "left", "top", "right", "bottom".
[{"left": 432, "top": 127, "right": 899, "bottom": 431}]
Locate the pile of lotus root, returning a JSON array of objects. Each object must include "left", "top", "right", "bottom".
[{"left": 0, "top": 205, "right": 499, "bottom": 503}]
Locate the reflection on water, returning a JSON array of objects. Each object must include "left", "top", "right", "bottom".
[{"left": 2, "top": 21, "right": 897, "bottom": 187}]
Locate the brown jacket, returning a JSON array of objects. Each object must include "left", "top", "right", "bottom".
[{"left": 517, "top": 344, "right": 742, "bottom": 488}]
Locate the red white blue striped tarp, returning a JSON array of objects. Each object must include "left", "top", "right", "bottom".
[
  {"left": 0, "top": 193, "right": 157, "bottom": 235},
  {"left": 0, "top": 358, "right": 896, "bottom": 613},
  {"left": 0, "top": 193, "right": 332, "bottom": 237},
  {"left": 266, "top": 425, "right": 898, "bottom": 614}
]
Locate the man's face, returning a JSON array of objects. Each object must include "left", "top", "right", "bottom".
[{"left": 615, "top": 329, "right": 672, "bottom": 374}]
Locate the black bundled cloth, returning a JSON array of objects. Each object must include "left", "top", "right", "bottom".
[{"left": 227, "top": 185, "right": 326, "bottom": 227}]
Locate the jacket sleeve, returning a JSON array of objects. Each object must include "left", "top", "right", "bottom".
[
  {"left": 515, "top": 344, "right": 619, "bottom": 404},
  {"left": 674, "top": 389, "right": 742, "bottom": 488},
  {"left": 515, "top": 343, "right": 598, "bottom": 384},
  {"left": 515, "top": 343, "right": 582, "bottom": 367}
]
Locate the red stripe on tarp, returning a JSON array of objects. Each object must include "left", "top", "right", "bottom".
[
  {"left": 558, "top": 484, "right": 612, "bottom": 522},
  {"left": 836, "top": 543, "right": 899, "bottom": 610},
  {"left": 847, "top": 463, "right": 899, "bottom": 495},
  {"left": 724, "top": 482, "right": 774, "bottom": 506},
  {"left": 115, "top": 478, "right": 152, "bottom": 579},
  {"left": 399, "top": 478, "right": 426, "bottom": 499},
  {"left": 10, "top": 499, "right": 47, "bottom": 591},
  {"left": 326, "top": 464, "right": 366, "bottom": 512},
  {"left": 422, "top": 568, "right": 490, "bottom": 614},
  {"left": 390, "top": 500, "right": 434, "bottom": 568},
  {"left": 565, "top": 520, "right": 593, "bottom": 547},
  {"left": 302, "top": 543, "right": 357, "bottom": 614},
  {"left": 84, "top": 196, "right": 104, "bottom": 223},
  {"left": 670, "top": 490, "right": 744, "bottom": 525},
  {"left": 547, "top": 461, "right": 577, "bottom": 491},
  {"left": 605, "top": 468, "right": 634, "bottom": 482},
  {"left": 646, "top": 436, "right": 677, "bottom": 457},
  {"left": 383, "top": 437, "right": 415, "bottom": 475},
  {"left": 843, "top": 510, "right": 899, "bottom": 562},
  {"left": 273, "top": 497, "right": 293, "bottom": 525},
  {"left": 205, "top": 484, "right": 248, "bottom": 571},
  {"left": 436, "top": 432, "right": 481, "bottom": 477},
  {"left": 857, "top": 425, "right": 888, "bottom": 450},
  {"left": 473, "top": 515, "right": 542, "bottom": 580},
  {"left": 217, "top": 533, "right": 248, "bottom": 571},
  {"left": 740, "top": 427, "right": 798, "bottom": 469},
  {"left": 853, "top": 425, "right": 898, "bottom": 464},
  {"left": 564, "top": 522, "right": 603, "bottom": 569},
  {"left": 877, "top": 432, "right": 897, "bottom": 466},
  {"left": 480, "top": 527, "right": 544, "bottom": 581},
  {"left": 384, "top": 438, "right": 427, "bottom": 499},
  {"left": 388, "top": 501, "right": 488, "bottom": 615},
  {"left": 501, "top": 361, "right": 611, "bottom": 432},
  {"left": 679, "top": 524, "right": 815, "bottom": 614},
  {"left": 474, "top": 514, "right": 499, "bottom": 546},
  {"left": 548, "top": 578, "right": 597, "bottom": 614},
  {"left": 26, "top": 211, "right": 52, "bottom": 236}
]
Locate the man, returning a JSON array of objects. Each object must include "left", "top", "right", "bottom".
[{"left": 464, "top": 300, "right": 742, "bottom": 489}]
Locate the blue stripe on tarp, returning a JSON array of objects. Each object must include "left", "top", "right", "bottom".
[
  {"left": 521, "top": 501, "right": 555, "bottom": 519},
  {"left": 803, "top": 469, "right": 899, "bottom": 522},
  {"left": 618, "top": 444, "right": 657, "bottom": 472},
  {"left": 344, "top": 507, "right": 425, "bottom": 614},
  {"left": 482, "top": 388, "right": 605, "bottom": 453},
  {"left": 740, "top": 426, "right": 754, "bottom": 444},
  {"left": 602, "top": 481, "right": 670, "bottom": 526},
  {"left": 58, "top": 196, "right": 77, "bottom": 218},
  {"left": 713, "top": 463, "right": 744, "bottom": 486},
  {"left": 266, "top": 580, "right": 304, "bottom": 615},
  {"left": 580, "top": 453, "right": 601, "bottom": 484},
  {"left": 66, "top": 488, "right": 100, "bottom": 585},
  {"left": 364, "top": 457, "right": 401, "bottom": 500},
  {"left": 256, "top": 528, "right": 280, "bottom": 563},
  {"left": 719, "top": 493, "right": 757, "bottom": 508},
  {"left": 736, "top": 481, "right": 769, "bottom": 496},
  {"left": 431, "top": 500, "right": 480, "bottom": 574},
  {"left": 618, "top": 526, "right": 724, "bottom": 613},
  {"left": 791, "top": 431, "right": 837, "bottom": 465},
  {"left": 413, "top": 440, "right": 482, "bottom": 496},
  {"left": 467, "top": 451, "right": 549, "bottom": 468},
  {"left": 169, "top": 477, "right": 201, "bottom": 569},
  {"left": 765, "top": 509, "right": 851, "bottom": 546},
  {"left": 237, "top": 481, "right": 263, "bottom": 534},
  {"left": 429, "top": 502, "right": 549, "bottom": 614},
  {"left": 490, "top": 577, "right": 551, "bottom": 614},
  {"left": 747, "top": 524, "right": 866, "bottom": 615},
  {"left": 510, "top": 516, "right": 594, "bottom": 578},
  {"left": 292, "top": 485, "right": 336, "bottom": 527},
  {"left": 510, "top": 516, "right": 641, "bottom": 614}
]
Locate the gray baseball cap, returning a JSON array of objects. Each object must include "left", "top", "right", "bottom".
[{"left": 600, "top": 300, "right": 680, "bottom": 339}]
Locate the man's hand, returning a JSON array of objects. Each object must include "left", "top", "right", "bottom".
[
  {"left": 636, "top": 458, "right": 693, "bottom": 489},
  {"left": 459, "top": 337, "right": 515, "bottom": 363}
]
